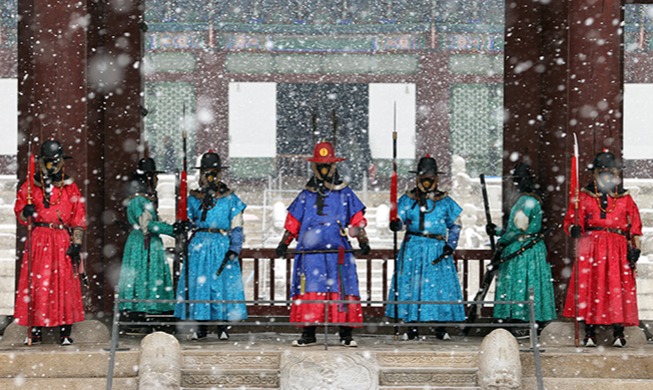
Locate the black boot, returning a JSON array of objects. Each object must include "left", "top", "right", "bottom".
[
  {"left": 612, "top": 324, "right": 626, "bottom": 348},
  {"left": 402, "top": 324, "right": 419, "bottom": 341},
  {"left": 218, "top": 325, "right": 230, "bottom": 340},
  {"left": 292, "top": 326, "right": 317, "bottom": 347},
  {"left": 339, "top": 326, "right": 357, "bottom": 347},
  {"left": 59, "top": 324, "right": 73, "bottom": 345},
  {"left": 191, "top": 323, "right": 208, "bottom": 341},
  {"left": 435, "top": 326, "right": 450, "bottom": 340},
  {"left": 25, "top": 326, "right": 42, "bottom": 345},
  {"left": 583, "top": 323, "right": 596, "bottom": 347}
]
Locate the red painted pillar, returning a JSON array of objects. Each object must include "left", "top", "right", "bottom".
[
  {"left": 17, "top": 0, "right": 143, "bottom": 315},
  {"left": 504, "top": 0, "right": 624, "bottom": 310}
]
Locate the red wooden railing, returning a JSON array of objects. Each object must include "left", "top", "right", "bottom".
[{"left": 239, "top": 248, "right": 492, "bottom": 317}]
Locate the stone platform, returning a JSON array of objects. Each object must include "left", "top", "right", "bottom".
[{"left": 0, "top": 322, "right": 652, "bottom": 390}]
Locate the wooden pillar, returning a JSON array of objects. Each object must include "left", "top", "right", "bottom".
[
  {"left": 92, "top": 0, "right": 144, "bottom": 314},
  {"left": 17, "top": 0, "right": 143, "bottom": 316},
  {"left": 195, "top": 52, "right": 229, "bottom": 164},
  {"left": 504, "top": 0, "right": 624, "bottom": 309},
  {"left": 416, "top": 52, "right": 451, "bottom": 175}
]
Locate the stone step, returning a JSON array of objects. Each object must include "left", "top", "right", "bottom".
[
  {"left": 521, "top": 377, "right": 653, "bottom": 390},
  {"left": 0, "top": 348, "right": 139, "bottom": 385},
  {"left": 380, "top": 387, "right": 481, "bottom": 390},
  {"left": 181, "top": 351, "right": 280, "bottom": 389},
  {"left": 376, "top": 351, "right": 478, "bottom": 368},
  {"left": 182, "top": 350, "right": 280, "bottom": 369},
  {"left": 379, "top": 367, "right": 478, "bottom": 388},
  {"left": 181, "top": 368, "right": 280, "bottom": 389},
  {"left": 521, "top": 352, "right": 653, "bottom": 380},
  {"left": 0, "top": 377, "right": 138, "bottom": 390}
]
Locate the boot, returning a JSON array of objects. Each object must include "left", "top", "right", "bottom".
[
  {"left": 612, "top": 324, "right": 626, "bottom": 348},
  {"left": 401, "top": 325, "right": 419, "bottom": 341},
  {"left": 292, "top": 326, "right": 317, "bottom": 347},
  {"left": 339, "top": 326, "right": 357, "bottom": 347},
  {"left": 435, "top": 326, "right": 451, "bottom": 340},
  {"left": 59, "top": 324, "right": 73, "bottom": 346},
  {"left": 218, "top": 325, "right": 230, "bottom": 340},
  {"left": 24, "top": 326, "right": 42, "bottom": 345},
  {"left": 190, "top": 323, "right": 208, "bottom": 341},
  {"left": 583, "top": 323, "right": 596, "bottom": 347}
]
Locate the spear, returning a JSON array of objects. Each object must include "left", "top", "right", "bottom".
[
  {"left": 463, "top": 173, "right": 495, "bottom": 335},
  {"left": 175, "top": 106, "right": 189, "bottom": 318},
  {"left": 570, "top": 133, "right": 580, "bottom": 347},
  {"left": 390, "top": 102, "right": 399, "bottom": 339},
  {"left": 25, "top": 141, "right": 35, "bottom": 346}
]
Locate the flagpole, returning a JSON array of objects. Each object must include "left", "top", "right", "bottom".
[
  {"left": 390, "top": 102, "right": 399, "bottom": 340},
  {"left": 572, "top": 133, "right": 580, "bottom": 348},
  {"left": 26, "top": 141, "right": 34, "bottom": 346}
]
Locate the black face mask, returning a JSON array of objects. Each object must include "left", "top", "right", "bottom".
[
  {"left": 203, "top": 170, "right": 220, "bottom": 189},
  {"left": 596, "top": 171, "right": 619, "bottom": 193},
  {"left": 316, "top": 164, "right": 334, "bottom": 181},
  {"left": 43, "top": 158, "right": 61, "bottom": 176}
]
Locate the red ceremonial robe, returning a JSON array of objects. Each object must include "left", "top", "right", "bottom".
[
  {"left": 14, "top": 179, "right": 86, "bottom": 327},
  {"left": 563, "top": 188, "right": 642, "bottom": 326}
]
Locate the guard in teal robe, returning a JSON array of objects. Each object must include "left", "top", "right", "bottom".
[
  {"left": 487, "top": 163, "right": 556, "bottom": 331},
  {"left": 118, "top": 158, "right": 176, "bottom": 315}
]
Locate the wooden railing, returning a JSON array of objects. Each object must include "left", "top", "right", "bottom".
[{"left": 239, "top": 248, "right": 493, "bottom": 317}]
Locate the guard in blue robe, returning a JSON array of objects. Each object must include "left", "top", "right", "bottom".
[
  {"left": 174, "top": 151, "right": 247, "bottom": 340},
  {"left": 387, "top": 156, "right": 464, "bottom": 341},
  {"left": 276, "top": 141, "right": 371, "bottom": 347}
]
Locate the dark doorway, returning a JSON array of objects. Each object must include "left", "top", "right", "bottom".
[{"left": 276, "top": 83, "right": 372, "bottom": 188}]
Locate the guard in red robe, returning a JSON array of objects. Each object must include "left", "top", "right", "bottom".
[
  {"left": 563, "top": 151, "right": 642, "bottom": 347},
  {"left": 14, "top": 140, "right": 86, "bottom": 345}
]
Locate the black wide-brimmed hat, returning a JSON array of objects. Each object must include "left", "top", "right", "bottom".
[
  {"left": 194, "top": 151, "right": 228, "bottom": 170},
  {"left": 588, "top": 150, "right": 621, "bottom": 171},
  {"left": 136, "top": 157, "right": 165, "bottom": 175},
  {"left": 39, "top": 140, "right": 71, "bottom": 160},
  {"left": 409, "top": 156, "right": 444, "bottom": 175},
  {"left": 511, "top": 162, "right": 533, "bottom": 180}
]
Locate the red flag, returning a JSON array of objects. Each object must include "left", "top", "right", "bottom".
[
  {"left": 390, "top": 130, "right": 398, "bottom": 221},
  {"left": 569, "top": 133, "right": 579, "bottom": 208},
  {"left": 176, "top": 130, "right": 188, "bottom": 222},
  {"left": 176, "top": 170, "right": 187, "bottom": 222},
  {"left": 390, "top": 165, "right": 397, "bottom": 221}
]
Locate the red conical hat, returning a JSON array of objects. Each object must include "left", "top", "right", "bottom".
[{"left": 306, "top": 141, "right": 345, "bottom": 163}]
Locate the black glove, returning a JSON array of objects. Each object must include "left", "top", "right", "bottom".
[
  {"left": 627, "top": 248, "right": 641, "bottom": 268},
  {"left": 224, "top": 250, "right": 238, "bottom": 262},
  {"left": 389, "top": 219, "right": 403, "bottom": 232},
  {"left": 276, "top": 243, "right": 288, "bottom": 258},
  {"left": 173, "top": 221, "right": 191, "bottom": 235},
  {"left": 359, "top": 242, "right": 371, "bottom": 255},
  {"left": 442, "top": 245, "right": 454, "bottom": 257},
  {"left": 22, "top": 204, "right": 36, "bottom": 219},
  {"left": 485, "top": 223, "right": 497, "bottom": 237},
  {"left": 66, "top": 243, "right": 81, "bottom": 267},
  {"left": 570, "top": 225, "right": 582, "bottom": 239}
]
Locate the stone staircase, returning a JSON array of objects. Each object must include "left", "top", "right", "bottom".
[
  {"left": 522, "top": 351, "right": 653, "bottom": 390},
  {"left": 0, "top": 331, "right": 653, "bottom": 389},
  {"left": 0, "top": 346, "right": 139, "bottom": 390},
  {"left": 178, "top": 348, "right": 481, "bottom": 389},
  {"left": 376, "top": 351, "right": 480, "bottom": 389}
]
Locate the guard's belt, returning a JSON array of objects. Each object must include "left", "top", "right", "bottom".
[
  {"left": 586, "top": 227, "right": 627, "bottom": 237},
  {"left": 406, "top": 231, "right": 445, "bottom": 241},
  {"left": 194, "top": 228, "right": 229, "bottom": 235},
  {"left": 34, "top": 222, "right": 68, "bottom": 230}
]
